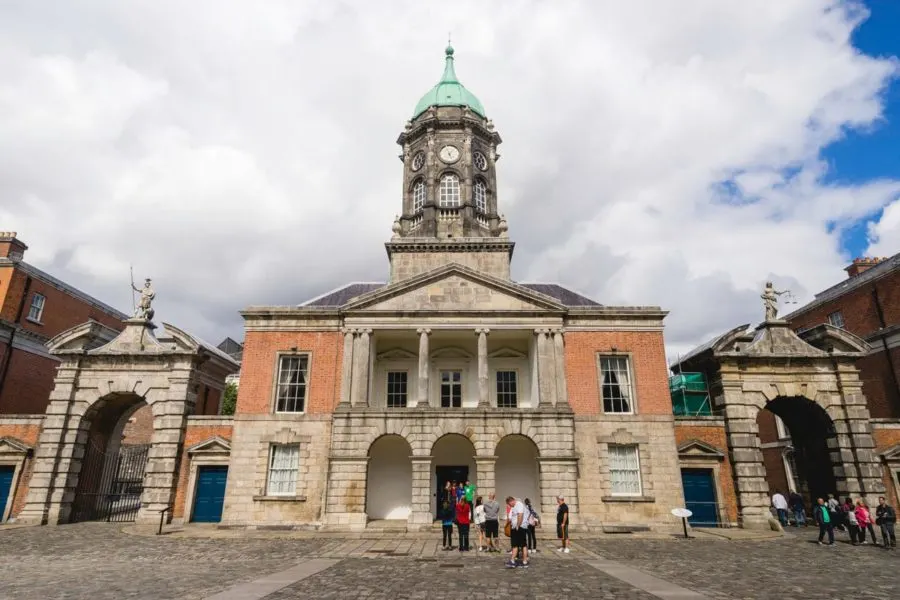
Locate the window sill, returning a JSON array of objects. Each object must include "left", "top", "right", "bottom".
[
  {"left": 253, "top": 495, "right": 307, "bottom": 502},
  {"left": 601, "top": 495, "right": 656, "bottom": 503},
  {"left": 25, "top": 317, "right": 43, "bottom": 326}
]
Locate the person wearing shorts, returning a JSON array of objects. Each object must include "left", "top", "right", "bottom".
[
  {"left": 483, "top": 493, "right": 500, "bottom": 551},
  {"left": 506, "top": 496, "right": 529, "bottom": 568}
]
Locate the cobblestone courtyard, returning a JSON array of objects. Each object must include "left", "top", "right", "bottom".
[{"left": 1, "top": 523, "right": 897, "bottom": 599}]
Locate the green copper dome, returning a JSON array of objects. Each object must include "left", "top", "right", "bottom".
[{"left": 412, "top": 44, "right": 485, "bottom": 118}]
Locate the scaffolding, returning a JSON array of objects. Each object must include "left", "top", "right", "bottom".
[{"left": 669, "top": 372, "right": 712, "bottom": 416}]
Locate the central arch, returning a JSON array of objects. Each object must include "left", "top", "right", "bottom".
[
  {"left": 495, "top": 435, "right": 540, "bottom": 510},
  {"left": 759, "top": 395, "right": 839, "bottom": 503},
  {"left": 431, "top": 434, "right": 477, "bottom": 515},
  {"left": 366, "top": 435, "right": 412, "bottom": 520},
  {"left": 71, "top": 393, "right": 150, "bottom": 523}
]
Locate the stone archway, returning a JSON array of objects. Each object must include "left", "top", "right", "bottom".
[
  {"left": 495, "top": 435, "right": 540, "bottom": 511},
  {"left": 366, "top": 435, "right": 413, "bottom": 521},
  {"left": 431, "top": 434, "right": 477, "bottom": 515},
  {"left": 70, "top": 393, "right": 150, "bottom": 522}
]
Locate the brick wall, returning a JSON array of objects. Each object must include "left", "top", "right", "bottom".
[
  {"left": 172, "top": 420, "right": 233, "bottom": 520},
  {"left": 674, "top": 421, "right": 739, "bottom": 524},
  {"left": 565, "top": 331, "right": 670, "bottom": 415},
  {"left": 236, "top": 331, "right": 342, "bottom": 415},
  {"left": 0, "top": 417, "right": 43, "bottom": 519},
  {"left": 121, "top": 405, "right": 154, "bottom": 445},
  {"left": 873, "top": 426, "right": 900, "bottom": 507},
  {"left": 0, "top": 350, "right": 57, "bottom": 414}
]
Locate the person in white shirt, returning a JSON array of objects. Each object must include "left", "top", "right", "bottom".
[
  {"left": 772, "top": 490, "right": 789, "bottom": 527},
  {"left": 505, "top": 496, "right": 529, "bottom": 568}
]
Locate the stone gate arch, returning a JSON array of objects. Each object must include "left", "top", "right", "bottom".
[
  {"left": 675, "top": 320, "right": 885, "bottom": 529},
  {"left": 18, "top": 318, "right": 237, "bottom": 525}
]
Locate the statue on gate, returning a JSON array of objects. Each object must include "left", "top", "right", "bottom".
[
  {"left": 761, "top": 281, "right": 788, "bottom": 321},
  {"left": 132, "top": 277, "right": 156, "bottom": 321}
]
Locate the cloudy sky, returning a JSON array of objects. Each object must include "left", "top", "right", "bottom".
[{"left": 2, "top": 0, "right": 899, "bottom": 357}]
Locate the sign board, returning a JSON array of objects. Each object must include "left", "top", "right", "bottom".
[{"left": 671, "top": 507, "right": 693, "bottom": 518}]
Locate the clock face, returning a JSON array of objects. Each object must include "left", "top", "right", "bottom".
[
  {"left": 473, "top": 151, "right": 488, "bottom": 171},
  {"left": 439, "top": 145, "right": 460, "bottom": 163},
  {"left": 411, "top": 152, "right": 425, "bottom": 171}
]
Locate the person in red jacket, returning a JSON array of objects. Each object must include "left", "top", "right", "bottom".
[{"left": 456, "top": 497, "right": 471, "bottom": 552}]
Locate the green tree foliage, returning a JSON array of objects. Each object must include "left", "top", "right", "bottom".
[{"left": 221, "top": 382, "right": 238, "bottom": 415}]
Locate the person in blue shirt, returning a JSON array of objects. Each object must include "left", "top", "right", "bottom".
[{"left": 440, "top": 500, "right": 455, "bottom": 550}]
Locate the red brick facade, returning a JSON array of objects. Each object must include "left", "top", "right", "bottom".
[
  {"left": 565, "top": 330, "right": 671, "bottom": 415},
  {"left": 236, "top": 330, "right": 342, "bottom": 415},
  {"left": 0, "top": 418, "right": 43, "bottom": 518}
]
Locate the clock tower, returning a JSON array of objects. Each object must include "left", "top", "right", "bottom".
[{"left": 388, "top": 44, "right": 514, "bottom": 282}]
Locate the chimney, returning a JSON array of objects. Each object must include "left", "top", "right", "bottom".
[
  {"left": 845, "top": 256, "right": 886, "bottom": 278},
  {"left": 0, "top": 232, "right": 27, "bottom": 262}
]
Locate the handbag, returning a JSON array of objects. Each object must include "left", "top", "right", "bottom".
[{"left": 504, "top": 519, "right": 511, "bottom": 537}]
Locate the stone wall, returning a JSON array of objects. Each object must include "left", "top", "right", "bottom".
[
  {"left": 575, "top": 415, "right": 684, "bottom": 531},
  {"left": 219, "top": 414, "right": 332, "bottom": 527},
  {"left": 389, "top": 248, "right": 511, "bottom": 282}
]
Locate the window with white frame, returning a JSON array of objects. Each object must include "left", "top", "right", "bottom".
[
  {"left": 609, "top": 445, "right": 642, "bottom": 496},
  {"left": 827, "top": 310, "right": 845, "bottom": 329},
  {"left": 440, "top": 370, "right": 462, "bottom": 408},
  {"left": 267, "top": 444, "right": 299, "bottom": 496},
  {"left": 275, "top": 355, "right": 309, "bottom": 413},
  {"left": 599, "top": 356, "right": 634, "bottom": 413},
  {"left": 439, "top": 174, "right": 460, "bottom": 207},
  {"left": 412, "top": 180, "right": 426, "bottom": 212},
  {"left": 496, "top": 370, "right": 517, "bottom": 408},
  {"left": 27, "top": 293, "right": 45, "bottom": 322},
  {"left": 386, "top": 371, "right": 408, "bottom": 408},
  {"left": 473, "top": 180, "right": 487, "bottom": 212}
]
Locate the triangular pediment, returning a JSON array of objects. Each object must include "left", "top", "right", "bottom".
[
  {"left": 488, "top": 347, "right": 527, "bottom": 359},
  {"left": 677, "top": 439, "right": 725, "bottom": 459},
  {"left": 47, "top": 320, "right": 121, "bottom": 355},
  {"left": 431, "top": 346, "right": 473, "bottom": 360},
  {"left": 0, "top": 436, "right": 32, "bottom": 455},
  {"left": 882, "top": 444, "right": 900, "bottom": 461},
  {"left": 343, "top": 263, "right": 566, "bottom": 312},
  {"left": 187, "top": 436, "right": 231, "bottom": 455},
  {"left": 377, "top": 348, "right": 418, "bottom": 360}
]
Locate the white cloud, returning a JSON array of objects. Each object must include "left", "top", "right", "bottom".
[{"left": 0, "top": 0, "right": 898, "bottom": 358}]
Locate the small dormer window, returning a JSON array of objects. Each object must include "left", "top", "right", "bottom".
[
  {"left": 439, "top": 174, "right": 460, "bottom": 207},
  {"left": 473, "top": 180, "right": 487, "bottom": 212},
  {"left": 412, "top": 180, "right": 426, "bottom": 212},
  {"left": 27, "top": 293, "right": 45, "bottom": 323}
]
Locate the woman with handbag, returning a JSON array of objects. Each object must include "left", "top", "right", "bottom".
[{"left": 524, "top": 498, "right": 540, "bottom": 553}]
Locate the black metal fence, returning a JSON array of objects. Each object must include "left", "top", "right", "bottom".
[{"left": 70, "top": 442, "right": 150, "bottom": 523}]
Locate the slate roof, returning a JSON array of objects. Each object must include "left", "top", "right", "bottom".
[{"left": 299, "top": 281, "right": 601, "bottom": 308}]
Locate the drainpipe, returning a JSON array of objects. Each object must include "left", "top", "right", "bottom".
[
  {"left": 871, "top": 284, "right": 900, "bottom": 413},
  {"left": 0, "top": 275, "right": 33, "bottom": 403}
]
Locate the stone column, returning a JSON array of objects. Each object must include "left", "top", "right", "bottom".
[
  {"left": 538, "top": 457, "right": 579, "bottom": 527},
  {"left": 19, "top": 361, "right": 84, "bottom": 525},
  {"left": 137, "top": 379, "right": 194, "bottom": 523},
  {"left": 722, "top": 396, "right": 770, "bottom": 529},
  {"left": 338, "top": 328, "right": 355, "bottom": 407},
  {"left": 409, "top": 456, "right": 434, "bottom": 529},
  {"left": 323, "top": 456, "right": 369, "bottom": 531},
  {"left": 417, "top": 328, "right": 431, "bottom": 408},
  {"left": 552, "top": 329, "right": 568, "bottom": 406},
  {"left": 475, "top": 456, "right": 497, "bottom": 497},
  {"left": 351, "top": 329, "right": 372, "bottom": 407},
  {"left": 829, "top": 367, "right": 885, "bottom": 499},
  {"left": 534, "top": 329, "right": 554, "bottom": 407},
  {"left": 476, "top": 328, "right": 490, "bottom": 408}
]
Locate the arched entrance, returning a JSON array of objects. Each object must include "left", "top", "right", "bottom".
[
  {"left": 70, "top": 393, "right": 151, "bottom": 523},
  {"left": 760, "top": 396, "right": 839, "bottom": 503},
  {"left": 495, "top": 435, "right": 540, "bottom": 509},
  {"left": 366, "top": 435, "right": 412, "bottom": 520},
  {"left": 431, "top": 434, "right": 476, "bottom": 514}
]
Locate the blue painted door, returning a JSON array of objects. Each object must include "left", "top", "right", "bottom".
[
  {"left": 681, "top": 468, "right": 718, "bottom": 527},
  {"left": 0, "top": 466, "right": 14, "bottom": 522},
  {"left": 191, "top": 466, "right": 228, "bottom": 523}
]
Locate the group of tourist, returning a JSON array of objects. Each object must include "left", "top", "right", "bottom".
[
  {"left": 438, "top": 482, "right": 571, "bottom": 568},
  {"left": 771, "top": 490, "right": 897, "bottom": 549}
]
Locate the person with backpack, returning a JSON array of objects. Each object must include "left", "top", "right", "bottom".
[
  {"left": 524, "top": 498, "right": 540, "bottom": 554},
  {"left": 875, "top": 496, "right": 897, "bottom": 549},
  {"left": 814, "top": 497, "right": 834, "bottom": 546}
]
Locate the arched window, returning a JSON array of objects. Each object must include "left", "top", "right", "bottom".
[
  {"left": 439, "top": 174, "right": 460, "bottom": 207},
  {"left": 412, "top": 180, "right": 426, "bottom": 212},
  {"left": 473, "top": 180, "right": 487, "bottom": 212}
]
